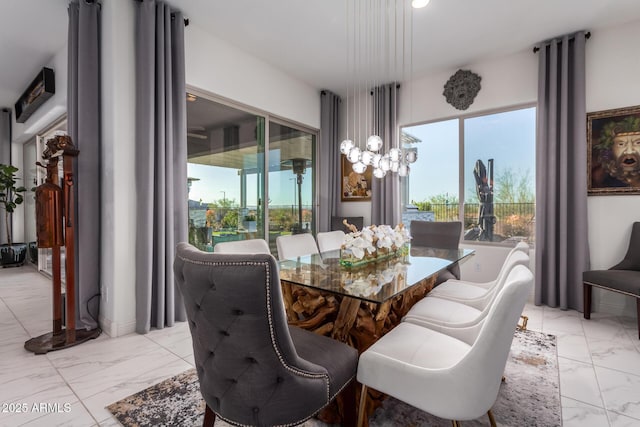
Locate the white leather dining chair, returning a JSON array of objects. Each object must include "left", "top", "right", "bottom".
[
  {"left": 402, "top": 252, "right": 529, "bottom": 336},
  {"left": 276, "top": 233, "right": 319, "bottom": 260},
  {"left": 448, "top": 241, "right": 529, "bottom": 290},
  {"left": 357, "top": 264, "right": 533, "bottom": 427},
  {"left": 426, "top": 249, "right": 530, "bottom": 310},
  {"left": 316, "top": 230, "right": 345, "bottom": 253},
  {"left": 213, "top": 238, "right": 271, "bottom": 254}
]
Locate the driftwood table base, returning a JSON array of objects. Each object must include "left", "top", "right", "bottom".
[{"left": 281, "top": 275, "right": 437, "bottom": 425}]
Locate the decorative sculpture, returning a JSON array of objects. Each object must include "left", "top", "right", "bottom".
[
  {"left": 25, "top": 134, "right": 100, "bottom": 354},
  {"left": 443, "top": 69, "right": 482, "bottom": 110}
]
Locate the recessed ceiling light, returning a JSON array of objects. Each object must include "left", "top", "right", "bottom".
[{"left": 412, "top": 0, "right": 430, "bottom": 8}]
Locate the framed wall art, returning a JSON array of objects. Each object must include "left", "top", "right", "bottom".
[
  {"left": 341, "top": 154, "right": 372, "bottom": 201},
  {"left": 587, "top": 105, "right": 640, "bottom": 195}
]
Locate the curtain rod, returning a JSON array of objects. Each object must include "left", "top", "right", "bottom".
[
  {"left": 533, "top": 31, "right": 590, "bottom": 53},
  {"left": 133, "top": 0, "right": 189, "bottom": 26},
  {"left": 170, "top": 13, "right": 189, "bottom": 26}
]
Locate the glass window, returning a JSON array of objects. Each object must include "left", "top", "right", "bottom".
[
  {"left": 186, "top": 92, "right": 317, "bottom": 254},
  {"left": 463, "top": 107, "right": 536, "bottom": 244},
  {"left": 267, "top": 121, "right": 315, "bottom": 253},
  {"left": 401, "top": 118, "right": 459, "bottom": 224},
  {"left": 402, "top": 106, "right": 536, "bottom": 245},
  {"left": 187, "top": 95, "right": 265, "bottom": 251}
]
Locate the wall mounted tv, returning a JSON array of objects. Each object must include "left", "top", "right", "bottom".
[{"left": 14, "top": 67, "right": 55, "bottom": 123}]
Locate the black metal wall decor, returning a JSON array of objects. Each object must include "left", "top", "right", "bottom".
[
  {"left": 14, "top": 67, "right": 55, "bottom": 123},
  {"left": 443, "top": 69, "right": 481, "bottom": 110}
]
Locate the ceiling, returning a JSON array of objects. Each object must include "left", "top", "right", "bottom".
[{"left": 1, "top": 0, "right": 640, "bottom": 114}]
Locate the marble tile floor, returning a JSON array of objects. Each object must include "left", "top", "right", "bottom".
[{"left": 1, "top": 265, "right": 639, "bottom": 426}]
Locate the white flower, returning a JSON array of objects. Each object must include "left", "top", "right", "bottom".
[
  {"left": 376, "top": 235, "right": 393, "bottom": 249},
  {"left": 342, "top": 223, "right": 411, "bottom": 260},
  {"left": 343, "top": 232, "right": 375, "bottom": 259}
]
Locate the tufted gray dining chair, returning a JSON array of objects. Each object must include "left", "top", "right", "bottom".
[{"left": 174, "top": 243, "right": 358, "bottom": 427}]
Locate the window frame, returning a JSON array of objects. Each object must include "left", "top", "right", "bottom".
[
  {"left": 185, "top": 86, "right": 319, "bottom": 242},
  {"left": 401, "top": 102, "right": 537, "bottom": 247}
]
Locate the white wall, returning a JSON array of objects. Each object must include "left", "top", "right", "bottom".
[
  {"left": 185, "top": 25, "right": 320, "bottom": 130},
  {"left": 399, "top": 51, "right": 537, "bottom": 126},
  {"left": 585, "top": 22, "right": 640, "bottom": 316},
  {"left": 99, "top": 0, "right": 137, "bottom": 337}
]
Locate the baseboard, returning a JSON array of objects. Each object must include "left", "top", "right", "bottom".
[{"left": 99, "top": 315, "right": 137, "bottom": 337}]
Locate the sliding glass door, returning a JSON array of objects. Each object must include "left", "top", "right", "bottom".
[
  {"left": 187, "top": 94, "right": 265, "bottom": 251},
  {"left": 186, "top": 91, "right": 316, "bottom": 253},
  {"left": 267, "top": 120, "right": 315, "bottom": 252}
]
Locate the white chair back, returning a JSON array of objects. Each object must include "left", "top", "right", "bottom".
[
  {"left": 452, "top": 264, "right": 533, "bottom": 418},
  {"left": 316, "top": 230, "right": 345, "bottom": 253},
  {"left": 214, "top": 239, "right": 270, "bottom": 254},
  {"left": 512, "top": 241, "right": 530, "bottom": 255},
  {"left": 488, "top": 249, "right": 530, "bottom": 297},
  {"left": 403, "top": 251, "right": 530, "bottom": 331},
  {"left": 276, "top": 233, "right": 319, "bottom": 260}
]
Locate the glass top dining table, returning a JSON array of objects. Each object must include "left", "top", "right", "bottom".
[{"left": 278, "top": 245, "right": 474, "bottom": 304}]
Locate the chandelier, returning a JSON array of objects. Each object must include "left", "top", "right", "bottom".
[{"left": 339, "top": 0, "right": 423, "bottom": 179}]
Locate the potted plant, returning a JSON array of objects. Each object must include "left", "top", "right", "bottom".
[
  {"left": 242, "top": 213, "right": 257, "bottom": 232},
  {"left": 0, "top": 164, "right": 28, "bottom": 267}
]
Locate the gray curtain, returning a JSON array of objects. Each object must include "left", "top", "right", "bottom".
[
  {"left": 535, "top": 31, "right": 590, "bottom": 311},
  {"left": 371, "top": 83, "right": 400, "bottom": 226},
  {"left": 319, "top": 90, "right": 341, "bottom": 232},
  {"left": 67, "top": 0, "right": 101, "bottom": 330},
  {"left": 134, "top": 0, "right": 187, "bottom": 333}
]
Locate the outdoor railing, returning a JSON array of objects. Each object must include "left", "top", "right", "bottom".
[{"left": 406, "top": 202, "right": 535, "bottom": 244}]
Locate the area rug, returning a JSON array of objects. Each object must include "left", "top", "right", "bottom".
[{"left": 107, "top": 329, "right": 560, "bottom": 427}]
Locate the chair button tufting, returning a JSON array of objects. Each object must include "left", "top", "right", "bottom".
[
  {"left": 276, "top": 376, "right": 284, "bottom": 383},
  {"left": 234, "top": 309, "right": 244, "bottom": 315},
  {"left": 253, "top": 407, "right": 259, "bottom": 413},
  {"left": 228, "top": 378, "right": 237, "bottom": 384},
  {"left": 247, "top": 357, "right": 257, "bottom": 364},
  {"left": 220, "top": 330, "right": 230, "bottom": 336}
]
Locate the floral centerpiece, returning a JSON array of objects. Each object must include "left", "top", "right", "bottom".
[{"left": 340, "top": 222, "right": 411, "bottom": 267}]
